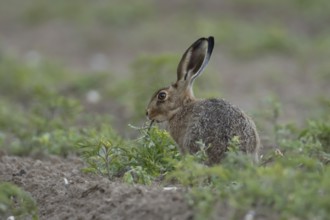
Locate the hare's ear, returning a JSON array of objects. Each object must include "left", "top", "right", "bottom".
[{"left": 177, "top": 36, "right": 214, "bottom": 84}]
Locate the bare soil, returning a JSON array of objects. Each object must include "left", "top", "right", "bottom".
[{"left": 0, "top": 154, "right": 192, "bottom": 220}]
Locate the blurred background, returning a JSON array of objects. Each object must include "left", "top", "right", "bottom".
[{"left": 0, "top": 0, "right": 330, "bottom": 154}]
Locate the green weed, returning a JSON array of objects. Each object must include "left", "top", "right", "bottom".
[
  {"left": 0, "top": 56, "right": 112, "bottom": 156},
  {"left": 0, "top": 182, "right": 38, "bottom": 220},
  {"left": 78, "top": 124, "right": 180, "bottom": 184},
  {"left": 0, "top": 94, "right": 84, "bottom": 156}
]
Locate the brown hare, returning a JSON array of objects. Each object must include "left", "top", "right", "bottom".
[{"left": 146, "top": 36, "right": 260, "bottom": 165}]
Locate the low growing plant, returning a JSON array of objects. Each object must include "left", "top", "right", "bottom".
[
  {"left": 0, "top": 182, "right": 38, "bottom": 220},
  {"left": 78, "top": 124, "right": 180, "bottom": 184}
]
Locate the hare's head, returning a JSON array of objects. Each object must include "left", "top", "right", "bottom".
[{"left": 146, "top": 36, "right": 214, "bottom": 122}]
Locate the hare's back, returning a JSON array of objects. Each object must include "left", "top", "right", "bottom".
[
  {"left": 192, "top": 98, "right": 250, "bottom": 128},
  {"left": 187, "top": 98, "right": 258, "bottom": 154}
]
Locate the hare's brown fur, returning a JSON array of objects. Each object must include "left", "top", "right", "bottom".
[
  {"left": 169, "top": 99, "right": 260, "bottom": 164},
  {"left": 146, "top": 37, "right": 260, "bottom": 164}
]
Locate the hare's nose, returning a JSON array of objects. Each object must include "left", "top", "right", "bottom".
[{"left": 145, "top": 109, "right": 149, "bottom": 117}]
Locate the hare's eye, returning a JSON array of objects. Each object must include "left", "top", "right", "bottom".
[{"left": 157, "top": 91, "right": 167, "bottom": 101}]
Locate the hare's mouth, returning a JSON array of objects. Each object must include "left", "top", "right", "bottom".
[
  {"left": 147, "top": 120, "right": 155, "bottom": 131},
  {"left": 154, "top": 119, "right": 166, "bottom": 123},
  {"left": 147, "top": 119, "right": 164, "bottom": 132},
  {"left": 146, "top": 115, "right": 164, "bottom": 123},
  {"left": 150, "top": 119, "right": 162, "bottom": 123}
]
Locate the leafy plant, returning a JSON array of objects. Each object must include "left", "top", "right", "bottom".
[
  {"left": 0, "top": 182, "right": 38, "bottom": 220},
  {"left": 0, "top": 93, "right": 84, "bottom": 156},
  {"left": 0, "top": 56, "right": 113, "bottom": 156},
  {"left": 78, "top": 125, "right": 126, "bottom": 179},
  {"left": 78, "top": 124, "right": 180, "bottom": 184}
]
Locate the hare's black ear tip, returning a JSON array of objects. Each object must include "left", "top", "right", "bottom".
[
  {"left": 208, "top": 36, "right": 214, "bottom": 41},
  {"left": 207, "top": 36, "right": 214, "bottom": 54},
  {"left": 207, "top": 36, "right": 214, "bottom": 45}
]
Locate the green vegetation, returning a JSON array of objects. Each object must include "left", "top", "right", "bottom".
[
  {"left": 78, "top": 125, "right": 180, "bottom": 184},
  {"left": 0, "top": 56, "right": 117, "bottom": 156},
  {"left": 1, "top": 0, "right": 330, "bottom": 219},
  {"left": 0, "top": 182, "right": 38, "bottom": 220}
]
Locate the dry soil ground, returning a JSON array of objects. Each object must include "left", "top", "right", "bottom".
[{"left": 0, "top": 154, "right": 192, "bottom": 220}]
